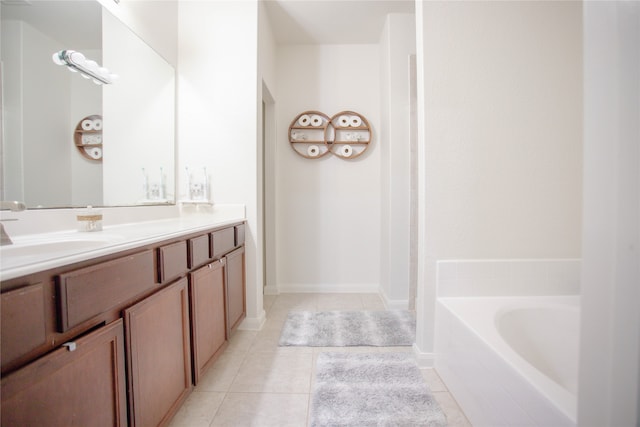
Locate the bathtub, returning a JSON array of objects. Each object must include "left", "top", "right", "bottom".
[{"left": 435, "top": 296, "right": 579, "bottom": 427}]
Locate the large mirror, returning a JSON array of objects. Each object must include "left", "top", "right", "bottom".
[{"left": 1, "top": 0, "right": 175, "bottom": 209}]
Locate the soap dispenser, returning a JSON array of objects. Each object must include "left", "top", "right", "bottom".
[{"left": 77, "top": 205, "right": 103, "bottom": 232}]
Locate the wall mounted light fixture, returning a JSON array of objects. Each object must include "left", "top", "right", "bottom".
[{"left": 52, "top": 50, "right": 118, "bottom": 85}]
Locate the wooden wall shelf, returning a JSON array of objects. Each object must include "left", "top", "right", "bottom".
[
  {"left": 327, "top": 111, "right": 371, "bottom": 159},
  {"left": 288, "top": 110, "right": 371, "bottom": 160},
  {"left": 73, "top": 114, "right": 103, "bottom": 162},
  {"left": 288, "top": 111, "right": 331, "bottom": 159}
]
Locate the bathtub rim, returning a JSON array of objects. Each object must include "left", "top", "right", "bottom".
[{"left": 437, "top": 295, "right": 580, "bottom": 424}]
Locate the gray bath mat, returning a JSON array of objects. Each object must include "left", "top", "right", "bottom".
[
  {"left": 278, "top": 310, "right": 415, "bottom": 347},
  {"left": 310, "top": 352, "right": 447, "bottom": 426}
]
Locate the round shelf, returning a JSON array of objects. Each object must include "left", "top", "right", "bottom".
[
  {"left": 326, "top": 111, "right": 371, "bottom": 159},
  {"left": 74, "top": 114, "right": 103, "bottom": 162},
  {"left": 288, "top": 111, "right": 331, "bottom": 159}
]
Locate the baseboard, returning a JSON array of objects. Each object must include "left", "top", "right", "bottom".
[
  {"left": 277, "top": 283, "right": 379, "bottom": 293},
  {"left": 380, "top": 291, "right": 409, "bottom": 310},
  {"left": 263, "top": 284, "right": 279, "bottom": 295},
  {"left": 412, "top": 343, "right": 436, "bottom": 367},
  {"left": 237, "top": 309, "right": 266, "bottom": 331}
]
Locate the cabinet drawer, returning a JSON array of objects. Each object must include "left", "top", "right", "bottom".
[
  {"left": 188, "top": 234, "right": 211, "bottom": 269},
  {"left": 211, "top": 227, "right": 235, "bottom": 259},
  {"left": 1, "top": 283, "right": 47, "bottom": 366},
  {"left": 234, "top": 224, "right": 245, "bottom": 246},
  {"left": 158, "top": 240, "right": 188, "bottom": 283},
  {"left": 56, "top": 250, "right": 155, "bottom": 332}
]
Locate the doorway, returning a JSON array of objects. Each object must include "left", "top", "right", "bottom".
[{"left": 261, "top": 82, "right": 277, "bottom": 294}]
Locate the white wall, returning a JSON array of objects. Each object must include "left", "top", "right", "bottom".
[
  {"left": 415, "top": 1, "right": 583, "bottom": 356},
  {"left": 379, "top": 14, "right": 415, "bottom": 308},
  {"left": 2, "top": 19, "right": 26, "bottom": 202},
  {"left": 94, "top": 0, "right": 177, "bottom": 207},
  {"left": 259, "top": 1, "right": 277, "bottom": 96},
  {"left": 2, "top": 20, "right": 76, "bottom": 207},
  {"left": 275, "top": 44, "right": 381, "bottom": 293},
  {"left": 178, "top": 0, "right": 264, "bottom": 328},
  {"left": 70, "top": 48, "right": 103, "bottom": 207},
  {"left": 98, "top": 0, "right": 178, "bottom": 67},
  {"left": 578, "top": 2, "right": 640, "bottom": 425},
  {"left": 103, "top": 11, "right": 175, "bottom": 205}
]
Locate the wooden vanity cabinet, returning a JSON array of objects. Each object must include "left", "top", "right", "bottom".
[
  {"left": 1, "top": 221, "right": 246, "bottom": 427},
  {"left": 125, "top": 277, "right": 192, "bottom": 427},
  {"left": 189, "top": 259, "right": 227, "bottom": 384},
  {"left": 226, "top": 246, "right": 246, "bottom": 334},
  {"left": 1, "top": 319, "right": 127, "bottom": 426}
]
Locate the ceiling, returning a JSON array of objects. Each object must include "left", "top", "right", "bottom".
[
  {"left": 2, "top": 0, "right": 414, "bottom": 47},
  {"left": 263, "top": 0, "right": 415, "bottom": 44}
]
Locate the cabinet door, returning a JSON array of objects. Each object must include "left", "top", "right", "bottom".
[
  {"left": 189, "top": 259, "right": 227, "bottom": 384},
  {"left": 125, "top": 278, "right": 191, "bottom": 427},
  {"left": 1, "top": 319, "right": 127, "bottom": 426},
  {"left": 225, "top": 246, "right": 246, "bottom": 334}
]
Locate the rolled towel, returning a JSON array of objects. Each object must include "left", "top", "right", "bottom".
[
  {"left": 349, "top": 116, "right": 362, "bottom": 127},
  {"left": 298, "top": 114, "right": 311, "bottom": 126},
  {"left": 307, "top": 145, "right": 320, "bottom": 157},
  {"left": 85, "top": 146, "right": 102, "bottom": 160},
  {"left": 311, "top": 115, "right": 323, "bottom": 127}
]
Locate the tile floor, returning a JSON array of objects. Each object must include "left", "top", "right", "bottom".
[{"left": 169, "top": 293, "right": 471, "bottom": 427}]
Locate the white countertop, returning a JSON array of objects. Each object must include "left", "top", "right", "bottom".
[{"left": 0, "top": 205, "right": 245, "bottom": 282}]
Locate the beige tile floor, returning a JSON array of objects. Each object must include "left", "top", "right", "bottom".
[{"left": 169, "top": 293, "right": 471, "bottom": 427}]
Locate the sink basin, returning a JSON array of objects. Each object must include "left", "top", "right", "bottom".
[
  {"left": 0, "top": 233, "right": 124, "bottom": 260},
  {"left": 2, "top": 240, "right": 109, "bottom": 257}
]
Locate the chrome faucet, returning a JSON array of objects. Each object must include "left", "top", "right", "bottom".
[{"left": 0, "top": 201, "right": 27, "bottom": 246}]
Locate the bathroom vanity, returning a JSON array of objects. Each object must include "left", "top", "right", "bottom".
[{"left": 0, "top": 217, "right": 246, "bottom": 426}]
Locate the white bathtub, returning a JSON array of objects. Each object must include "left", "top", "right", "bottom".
[{"left": 435, "top": 296, "right": 580, "bottom": 427}]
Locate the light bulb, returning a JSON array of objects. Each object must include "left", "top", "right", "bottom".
[
  {"left": 52, "top": 51, "right": 65, "bottom": 65},
  {"left": 85, "top": 60, "right": 99, "bottom": 72},
  {"left": 69, "top": 51, "right": 86, "bottom": 66}
]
